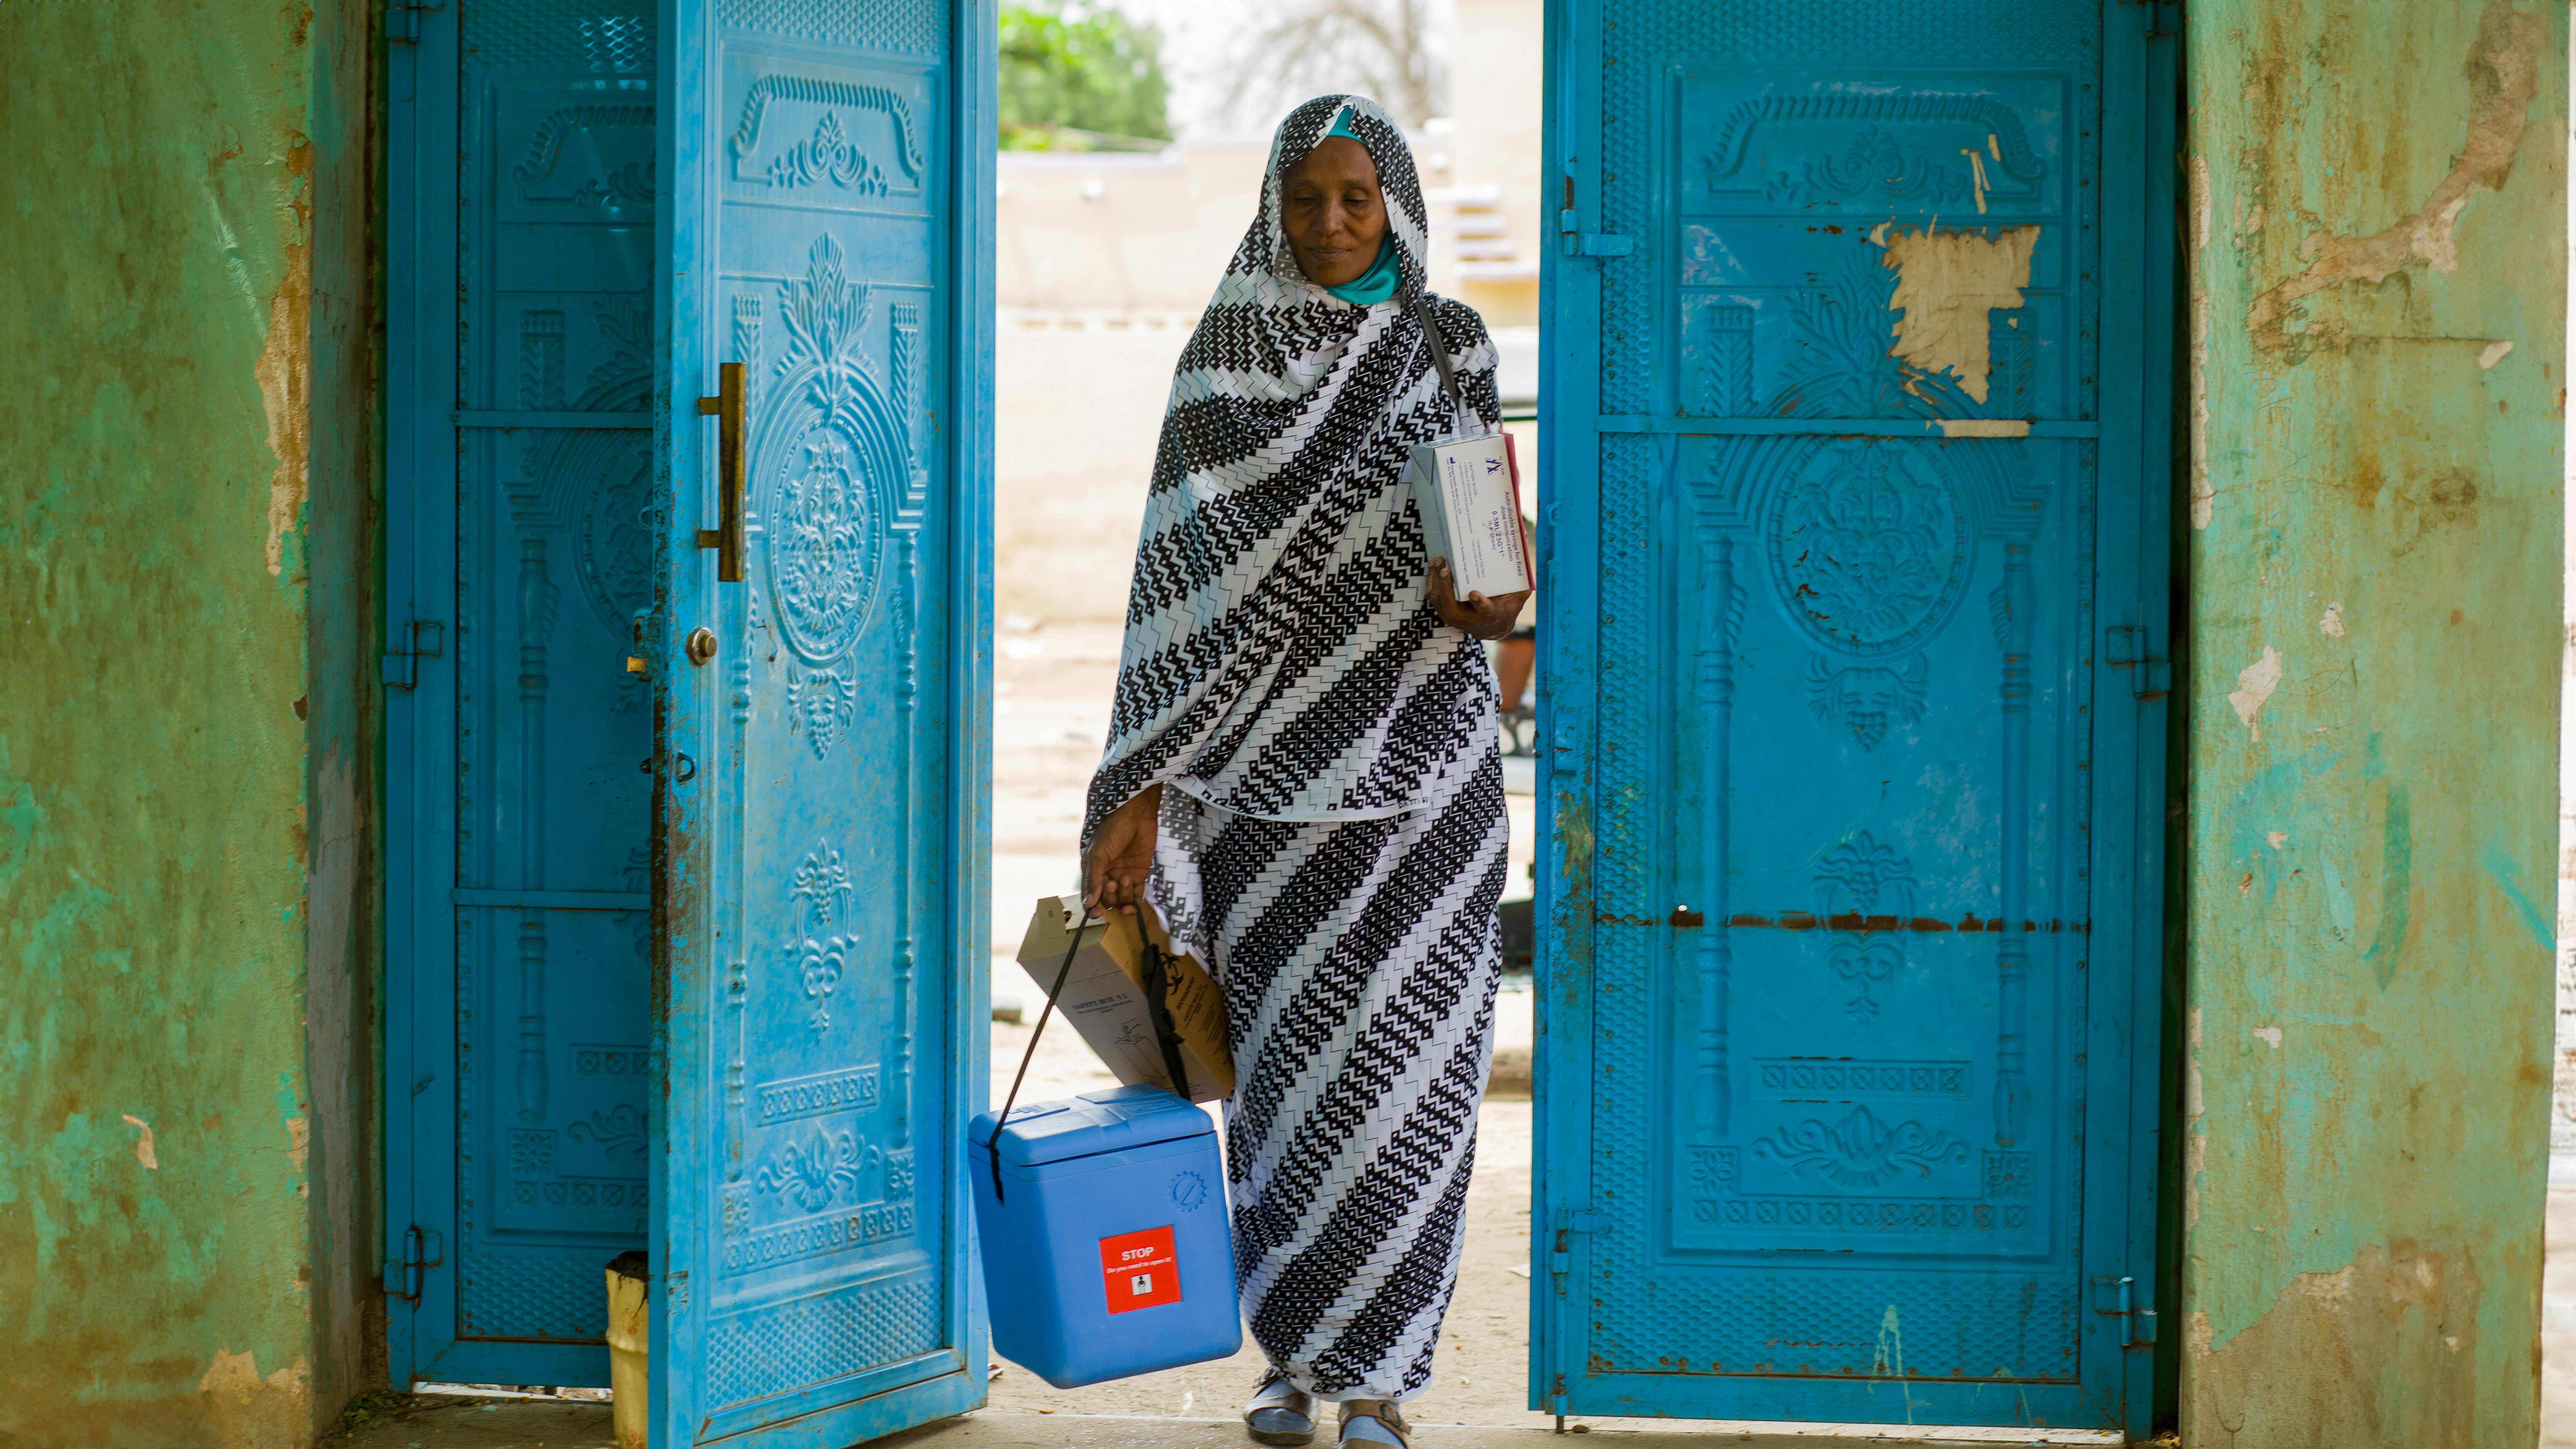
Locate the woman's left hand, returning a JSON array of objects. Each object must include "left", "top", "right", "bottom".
[{"left": 1428, "top": 557, "right": 1530, "bottom": 641}]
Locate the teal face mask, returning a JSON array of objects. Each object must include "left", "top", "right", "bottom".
[{"left": 1325, "top": 239, "right": 1401, "bottom": 306}]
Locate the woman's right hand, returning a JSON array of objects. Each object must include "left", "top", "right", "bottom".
[{"left": 1083, "top": 784, "right": 1163, "bottom": 914}]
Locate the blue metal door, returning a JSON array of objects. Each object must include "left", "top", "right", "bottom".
[
  {"left": 386, "top": 0, "right": 669, "bottom": 1388},
  {"left": 1533, "top": 0, "right": 2173, "bottom": 1434},
  {"left": 385, "top": 0, "right": 992, "bottom": 1421},
  {"left": 651, "top": 0, "right": 991, "bottom": 1441}
]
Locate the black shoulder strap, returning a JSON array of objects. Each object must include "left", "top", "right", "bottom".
[
  {"left": 987, "top": 907, "right": 1195, "bottom": 1203},
  {"left": 988, "top": 909, "right": 1090, "bottom": 1204},
  {"left": 1410, "top": 293, "right": 1468, "bottom": 429}
]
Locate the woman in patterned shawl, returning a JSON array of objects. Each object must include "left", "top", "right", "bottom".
[{"left": 1079, "top": 96, "right": 1529, "bottom": 1449}]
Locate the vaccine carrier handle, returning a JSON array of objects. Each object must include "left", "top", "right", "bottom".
[{"left": 991, "top": 917, "right": 1091, "bottom": 1203}]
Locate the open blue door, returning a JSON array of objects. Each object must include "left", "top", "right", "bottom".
[
  {"left": 385, "top": 0, "right": 668, "bottom": 1388},
  {"left": 1534, "top": 0, "right": 2173, "bottom": 1434},
  {"left": 652, "top": 0, "right": 992, "bottom": 1441}
]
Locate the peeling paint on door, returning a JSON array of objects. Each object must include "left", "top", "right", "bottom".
[{"left": 1873, "top": 223, "right": 2039, "bottom": 404}]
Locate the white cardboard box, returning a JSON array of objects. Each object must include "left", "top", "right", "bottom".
[
  {"left": 1012, "top": 896, "right": 1233, "bottom": 1103},
  {"left": 1409, "top": 430, "right": 1534, "bottom": 602}
]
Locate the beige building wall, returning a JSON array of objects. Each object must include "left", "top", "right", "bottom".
[
  {"left": 996, "top": 145, "right": 1267, "bottom": 312},
  {"left": 994, "top": 147, "right": 1265, "bottom": 623},
  {"left": 1436, "top": 0, "right": 1545, "bottom": 334}
]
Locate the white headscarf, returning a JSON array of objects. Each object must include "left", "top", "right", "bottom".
[{"left": 1085, "top": 95, "right": 1504, "bottom": 841}]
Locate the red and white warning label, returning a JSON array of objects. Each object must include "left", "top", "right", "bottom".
[{"left": 1097, "top": 1225, "right": 1181, "bottom": 1313}]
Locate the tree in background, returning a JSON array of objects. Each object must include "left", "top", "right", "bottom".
[
  {"left": 999, "top": 2, "right": 1174, "bottom": 150},
  {"left": 1225, "top": 0, "right": 1445, "bottom": 130}
]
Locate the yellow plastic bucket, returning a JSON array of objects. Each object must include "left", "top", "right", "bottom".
[{"left": 604, "top": 1251, "right": 650, "bottom": 1449}]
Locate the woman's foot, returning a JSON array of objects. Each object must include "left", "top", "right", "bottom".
[
  {"left": 1336, "top": 1399, "right": 1408, "bottom": 1448},
  {"left": 1244, "top": 1368, "right": 1315, "bottom": 1446}
]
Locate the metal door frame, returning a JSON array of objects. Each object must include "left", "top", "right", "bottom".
[
  {"left": 1530, "top": 0, "right": 2179, "bottom": 1434},
  {"left": 384, "top": 0, "right": 478, "bottom": 1387}
]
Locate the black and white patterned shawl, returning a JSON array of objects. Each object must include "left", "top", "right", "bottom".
[{"left": 1084, "top": 95, "right": 1504, "bottom": 842}]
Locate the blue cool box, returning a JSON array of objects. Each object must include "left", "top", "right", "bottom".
[{"left": 971, "top": 1084, "right": 1241, "bottom": 1387}]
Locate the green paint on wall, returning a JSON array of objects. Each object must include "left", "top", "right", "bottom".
[
  {"left": 0, "top": 0, "right": 379, "bottom": 1442},
  {"left": 2364, "top": 784, "right": 2412, "bottom": 988},
  {"left": 2180, "top": 1, "right": 2564, "bottom": 1443},
  {"left": 2479, "top": 840, "right": 2555, "bottom": 950}
]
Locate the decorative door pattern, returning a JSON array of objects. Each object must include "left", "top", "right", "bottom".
[
  {"left": 1673, "top": 426, "right": 2058, "bottom": 1274},
  {"left": 705, "top": 92, "right": 937, "bottom": 1426},
  {"left": 386, "top": 0, "right": 977, "bottom": 1408},
  {"left": 446, "top": 0, "right": 661, "bottom": 1368},
  {"left": 1539, "top": 0, "right": 2168, "bottom": 1434},
  {"left": 655, "top": 0, "right": 975, "bottom": 1442}
]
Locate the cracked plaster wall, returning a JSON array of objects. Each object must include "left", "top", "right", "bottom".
[
  {"left": 0, "top": 0, "right": 382, "bottom": 1443},
  {"left": 2181, "top": 2, "right": 2566, "bottom": 1444}
]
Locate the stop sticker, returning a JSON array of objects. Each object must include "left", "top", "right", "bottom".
[{"left": 1098, "top": 1225, "right": 1182, "bottom": 1313}]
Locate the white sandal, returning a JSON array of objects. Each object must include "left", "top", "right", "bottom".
[
  {"left": 1244, "top": 1367, "right": 1315, "bottom": 1446},
  {"left": 1337, "top": 1398, "right": 1409, "bottom": 1448}
]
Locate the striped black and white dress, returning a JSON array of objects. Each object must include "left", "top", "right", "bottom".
[{"left": 1082, "top": 94, "right": 1510, "bottom": 1403}]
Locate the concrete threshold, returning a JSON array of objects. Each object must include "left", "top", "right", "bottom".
[
  {"left": 886, "top": 1412, "right": 2121, "bottom": 1447},
  {"left": 333, "top": 1398, "right": 2126, "bottom": 1449}
]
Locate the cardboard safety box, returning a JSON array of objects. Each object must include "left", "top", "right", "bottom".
[
  {"left": 1013, "top": 897, "right": 1234, "bottom": 1103},
  {"left": 1408, "top": 429, "right": 1535, "bottom": 603}
]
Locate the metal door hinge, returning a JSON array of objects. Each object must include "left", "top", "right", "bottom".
[
  {"left": 390, "top": 1225, "right": 445, "bottom": 1303},
  {"left": 2090, "top": 1274, "right": 2157, "bottom": 1347},
  {"left": 386, "top": 0, "right": 442, "bottom": 43},
  {"left": 2105, "top": 625, "right": 2170, "bottom": 702},
  {"left": 1557, "top": 208, "right": 1635, "bottom": 258},
  {"left": 381, "top": 619, "right": 446, "bottom": 690},
  {"left": 1546, "top": 1205, "right": 1605, "bottom": 1297}
]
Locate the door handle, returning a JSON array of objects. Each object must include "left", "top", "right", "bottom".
[{"left": 695, "top": 361, "right": 745, "bottom": 583}]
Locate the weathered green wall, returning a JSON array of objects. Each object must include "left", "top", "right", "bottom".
[
  {"left": 2181, "top": 2, "right": 2566, "bottom": 1443},
  {"left": 0, "top": 0, "right": 380, "bottom": 1442}
]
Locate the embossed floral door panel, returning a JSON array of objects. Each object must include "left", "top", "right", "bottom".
[
  {"left": 1536, "top": 0, "right": 2170, "bottom": 1436},
  {"left": 653, "top": 0, "right": 986, "bottom": 1444}
]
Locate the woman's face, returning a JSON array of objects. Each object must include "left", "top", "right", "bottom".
[{"left": 1280, "top": 136, "right": 1388, "bottom": 289}]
